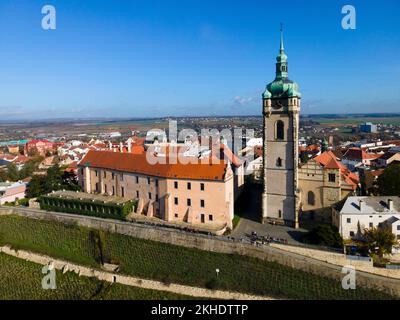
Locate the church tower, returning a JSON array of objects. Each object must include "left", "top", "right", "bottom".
[{"left": 261, "top": 29, "right": 301, "bottom": 228}]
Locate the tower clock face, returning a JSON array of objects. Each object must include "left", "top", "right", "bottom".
[{"left": 273, "top": 100, "right": 284, "bottom": 109}]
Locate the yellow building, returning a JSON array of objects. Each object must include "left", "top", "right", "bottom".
[{"left": 298, "top": 151, "right": 359, "bottom": 222}]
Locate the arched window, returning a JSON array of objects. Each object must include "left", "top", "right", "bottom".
[
  {"left": 276, "top": 157, "right": 282, "bottom": 167},
  {"left": 276, "top": 120, "right": 284, "bottom": 140},
  {"left": 307, "top": 191, "right": 315, "bottom": 206}
]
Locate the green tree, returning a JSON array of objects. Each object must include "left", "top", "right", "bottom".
[
  {"left": 25, "top": 175, "right": 44, "bottom": 198},
  {"left": 364, "top": 227, "right": 397, "bottom": 258},
  {"left": 302, "top": 224, "right": 343, "bottom": 248},
  {"left": 6, "top": 163, "right": 19, "bottom": 181},
  {"left": 377, "top": 163, "right": 400, "bottom": 196}
]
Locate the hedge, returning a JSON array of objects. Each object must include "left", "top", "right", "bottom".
[{"left": 38, "top": 196, "right": 136, "bottom": 221}]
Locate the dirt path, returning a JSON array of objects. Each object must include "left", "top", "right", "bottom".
[{"left": 0, "top": 245, "right": 274, "bottom": 300}]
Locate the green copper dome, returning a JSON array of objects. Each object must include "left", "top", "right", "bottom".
[{"left": 263, "top": 30, "right": 301, "bottom": 99}]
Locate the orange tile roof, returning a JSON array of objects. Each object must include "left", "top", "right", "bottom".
[
  {"left": 314, "top": 151, "right": 359, "bottom": 190},
  {"left": 79, "top": 150, "right": 229, "bottom": 181}
]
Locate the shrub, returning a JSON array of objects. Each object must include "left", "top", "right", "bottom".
[
  {"left": 38, "top": 196, "right": 137, "bottom": 221},
  {"left": 302, "top": 224, "right": 343, "bottom": 248}
]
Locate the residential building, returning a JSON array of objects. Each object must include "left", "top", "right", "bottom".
[
  {"left": 0, "top": 181, "right": 27, "bottom": 205},
  {"left": 342, "top": 148, "right": 381, "bottom": 171},
  {"left": 25, "top": 139, "right": 55, "bottom": 157},
  {"left": 376, "top": 152, "right": 400, "bottom": 168},
  {"left": 333, "top": 196, "right": 400, "bottom": 251}
]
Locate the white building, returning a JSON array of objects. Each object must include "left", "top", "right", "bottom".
[
  {"left": 0, "top": 181, "right": 27, "bottom": 205},
  {"left": 333, "top": 196, "right": 400, "bottom": 247}
]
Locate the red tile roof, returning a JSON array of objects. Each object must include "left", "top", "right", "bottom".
[
  {"left": 314, "top": 151, "right": 359, "bottom": 190},
  {"left": 79, "top": 150, "right": 229, "bottom": 181},
  {"left": 343, "top": 148, "right": 382, "bottom": 161}
]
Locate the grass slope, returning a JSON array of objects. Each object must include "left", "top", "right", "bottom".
[
  {"left": 0, "top": 215, "right": 396, "bottom": 300},
  {"left": 0, "top": 253, "right": 193, "bottom": 300}
]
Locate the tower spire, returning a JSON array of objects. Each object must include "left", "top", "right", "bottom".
[{"left": 280, "top": 23, "right": 284, "bottom": 53}]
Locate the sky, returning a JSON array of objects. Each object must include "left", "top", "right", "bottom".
[{"left": 0, "top": 0, "right": 399, "bottom": 119}]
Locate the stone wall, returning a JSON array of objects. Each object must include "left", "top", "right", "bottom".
[{"left": 1, "top": 206, "right": 400, "bottom": 297}]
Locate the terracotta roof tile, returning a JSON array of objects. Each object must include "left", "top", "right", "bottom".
[{"left": 79, "top": 150, "right": 228, "bottom": 181}]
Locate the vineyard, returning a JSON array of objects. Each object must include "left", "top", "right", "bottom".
[
  {"left": 0, "top": 253, "right": 192, "bottom": 300},
  {"left": 0, "top": 215, "right": 397, "bottom": 300}
]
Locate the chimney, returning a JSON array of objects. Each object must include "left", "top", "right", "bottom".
[
  {"left": 359, "top": 200, "right": 364, "bottom": 211},
  {"left": 388, "top": 199, "right": 394, "bottom": 211}
]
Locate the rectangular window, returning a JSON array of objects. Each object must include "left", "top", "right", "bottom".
[
  {"left": 95, "top": 170, "right": 98, "bottom": 177},
  {"left": 328, "top": 173, "right": 336, "bottom": 183},
  {"left": 174, "top": 213, "right": 179, "bottom": 218},
  {"left": 156, "top": 194, "right": 159, "bottom": 201},
  {"left": 187, "top": 182, "right": 191, "bottom": 190},
  {"left": 200, "top": 183, "right": 205, "bottom": 191},
  {"left": 174, "top": 197, "right": 178, "bottom": 205},
  {"left": 147, "top": 177, "right": 151, "bottom": 184},
  {"left": 121, "top": 187, "right": 125, "bottom": 197},
  {"left": 105, "top": 184, "right": 108, "bottom": 194},
  {"left": 369, "top": 222, "right": 373, "bottom": 228},
  {"left": 155, "top": 179, "right": 159, "bottom": 187},
  {"left": 201, "top": 214, "right": 205, "bottom": 223},
  {"left": 174, "top": 181, "right": 178, "bottom": 189},
  {"left": 112, "top": 186, "right": 115, "bottom": 196},
  {"left": 347, "top": 218, "right": 351, "bottom": 223},
  {"left": 112, "top": 173, "right": 115, "bottom": 179},
  {"left": 200, "top": 200, "right": 205, "bottom": 208},
  {"left": 187, "top": 198, "right": 191, "bottom": 206},
  {"left": 209, "top": 214, "right": 213, "bottom": 221},
  {"left": 136, "top": 176, "right": 139, "bottom": 183},
  {"left": 148, "top": 192, "right": 152, "bottom": 200},
  {"left": 136, "top": 190, "right": 139, "bottom": 198},
  {"left": 350, "top": 231, "right": 355, "bottom": 237},
  {"left": 397, "top": 225, "right": 400, "bottom": 231},
  {"left": 104, "top": 171, "right": 106, "bottom": 178},
  {"left": 120, "top": 173, "right": 124, "bottom": 181}
]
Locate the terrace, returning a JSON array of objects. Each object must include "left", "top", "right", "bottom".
[{"left": 40, "top": 190, "right": 227, "bottom": 235}]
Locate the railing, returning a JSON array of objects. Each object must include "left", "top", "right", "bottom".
[{"left": 345, "top": 255, "right": 372, "bottom": 262}]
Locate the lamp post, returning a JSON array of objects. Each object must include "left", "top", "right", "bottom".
[{"left": 216, "top": 268, "right": 220, "bottom": 278}]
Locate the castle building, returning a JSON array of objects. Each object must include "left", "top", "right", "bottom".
[
  {"left": 78, "top": 148, "right": 237, "bottom": 231},
  {"left": 261, "top": 30, "right": 301, "bottom": 228}
]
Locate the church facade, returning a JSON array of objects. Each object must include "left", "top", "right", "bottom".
[{"left": 261, "top": 32, "right": 301, "bottom": 228}]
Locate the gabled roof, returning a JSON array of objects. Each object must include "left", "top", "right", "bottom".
[
  {"left": 343, "top": 148, "right": 381, "bottom": 161},
  {"left": 313, "top": 151, "right": 359, "bottom": 190}
]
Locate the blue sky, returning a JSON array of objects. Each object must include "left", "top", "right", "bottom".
[{"left": 0, "top": 0, "right": 399, "bottom": 119}]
